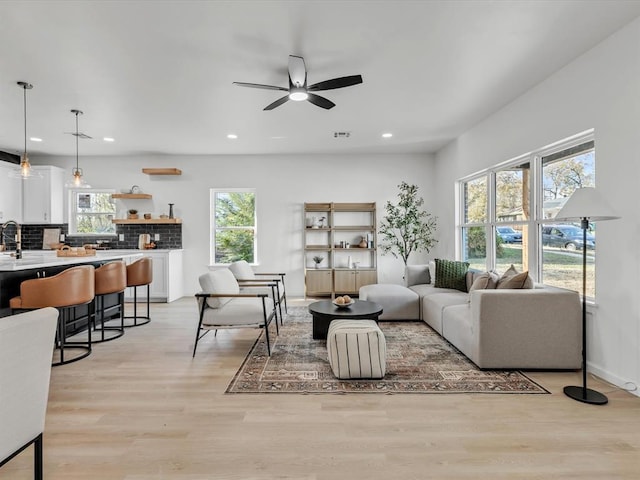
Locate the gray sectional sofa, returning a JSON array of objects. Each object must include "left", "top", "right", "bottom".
[{"left": 360, "top": 263, "right": 582, "bottom": 370}]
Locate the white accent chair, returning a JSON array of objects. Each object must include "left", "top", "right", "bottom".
[
  {"left": 1, "top": 307, "right": 58, "bottom": 480},
  {"left": 228, "top": 260, "right": 287, "bottom": 322},
  {"left": 194, "top": 269, "right": 277, "bottom": 356}
]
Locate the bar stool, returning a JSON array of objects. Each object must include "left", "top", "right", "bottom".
[
  {"left": 10, "top": 265, "right": 95, "bottom": 366},
  {"left": 92, "top": 260, "right": 127, "bottom": 342},
  {"left": 124, "top": 257, "right": 153, "bottom": 327}
]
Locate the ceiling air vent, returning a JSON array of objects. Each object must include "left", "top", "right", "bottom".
[
  {"left": 65, "top": 132, "right": 93, "bottom": 139},
  {"left": 333, "top": 131, "right": 351, "bottom": 138}
]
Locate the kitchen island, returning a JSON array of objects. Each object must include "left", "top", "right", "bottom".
[{"left": 0, "top": 250, "right": 144, "bottom": 318}]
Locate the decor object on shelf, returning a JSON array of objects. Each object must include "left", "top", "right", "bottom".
[
  {"left": 9, "top": 81, "right": 42, "bottom": 179},
  {"left": 65, "top": 109, "right": 91, "bottom": 188},
  {"left": 168, "top": 203, "right": 174, "bottom": 219},
  {"left": 128, "top": 209, "right": 139, "bottom": 219},
  {"left": 143, "top": 213, "right": 151, "bottom": 219},
  {"left": 142, "top": 168, "right": 182, "bottom": 175},
  {"left": 555, "top": 187, "right": 620, "bottom": 405},
  {"left": 379, "top": 181, "right": 437, "bottom": 266},
  {"left": 131, "top": 185, "right": 141, "bottom": 193},
  {"left": 233, "top": 54, "right": 363, "bottom": 111},
  {"left": 312, "top": 255, "right": 324, "bottom": 269}
]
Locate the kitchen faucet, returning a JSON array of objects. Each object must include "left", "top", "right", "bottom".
[{"left": 1, "top": 220, "right": 22, "bottom": 259}]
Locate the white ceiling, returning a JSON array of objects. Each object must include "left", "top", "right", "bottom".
[{"left": 1, "top": 0, "right": 639, "bottom": 158}]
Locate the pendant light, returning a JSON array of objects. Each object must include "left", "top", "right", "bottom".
[
  {"left": 67, "top": 109, "right": 91, "bottom": 188},
  {"left": 11, "top": 81, "right": 41, "bottom": 179}
]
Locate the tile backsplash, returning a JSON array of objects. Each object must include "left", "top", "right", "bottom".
[{"left": 2, "top": 223, "right": 182, "bottom": 251}]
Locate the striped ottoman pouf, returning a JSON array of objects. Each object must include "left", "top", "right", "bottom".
[{"left": 326, "top": 319, "right": 386, "bottom": 379}]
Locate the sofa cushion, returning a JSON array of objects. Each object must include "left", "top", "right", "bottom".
[
  {"left": 497, "top": 271, "right": 533, "bottom": 289},
  {"left": 405, "top": 264, "right": 430, "bottom": 286},
  {"left": 468, "top": 272, "right": 499, "bottom": 293},
  {"left": 199, "top": 269, "right": 240, "bottom": 308},
  {"left": 434, "top": 259, "right": 469, "bottom": 292},
  {"left": 421, "top": 291, "right": 469, "bottom": 334},
  {"left": 359, "top": 284, "right": 420, "bottom": 320}
]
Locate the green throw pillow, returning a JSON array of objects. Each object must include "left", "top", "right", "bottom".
[{"left": 434, "top": 259, "right": 470, "bottom": 292}]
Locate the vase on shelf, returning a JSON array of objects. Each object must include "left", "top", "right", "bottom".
[{"left": 168, "top": 203, "right": 174, "bottom": 219}]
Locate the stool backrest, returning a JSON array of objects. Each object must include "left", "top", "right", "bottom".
[
  {"left": 19, "top": 265, "right": 95, "bottom": 309},
  {"left": 95, "top": 261, "right": 127, "bottom": 295},
  {"left": 126, "top": 257, "right": 153, "bottom": 287}
]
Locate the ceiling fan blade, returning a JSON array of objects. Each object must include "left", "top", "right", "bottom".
[
  {"left": 264, "top": 95, "right": 290, "bottom": 111},
  {"left": 307, "top": 93, "right": 335, "bottom": 110},
  {"left": 308, "top": 75, "right": 363, "bottom": 92},
  {"left": 233, "top": 82, "right": 288, "bottom": 92},
  {"left": 288, "top": 55, "right": 307, "bottom": 87}
]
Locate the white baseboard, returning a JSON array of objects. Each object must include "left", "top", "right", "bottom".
[{"left": 588, "top": 361, "right": 639, "bottom": 398}]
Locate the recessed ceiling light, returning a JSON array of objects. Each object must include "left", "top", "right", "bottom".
[
  {"left": 30, "top": 137, "right": 42, "bottom": 142},
  {"left": 227, "top": 134, "right": 238, "bottom": 139},
  {"left": 103, "top": 137, "right": 115, "bottom": 142},
  {"left": 382, "top": 133, "right": 393, "bottom": 138}
]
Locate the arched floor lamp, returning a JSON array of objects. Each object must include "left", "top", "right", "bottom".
[{"left": 555, "top": 187, "right": 619, "bottom": 405}]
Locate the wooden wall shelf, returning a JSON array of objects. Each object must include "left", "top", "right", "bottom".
[
  {"left": 112, "top": 218, "right": 182, "bottom": 224},
  {"left": 111, "top": 193, "right": 153, "bottom": 199},
  {"left": 142, "top": 168, "right": 182, "bottom": 176}
]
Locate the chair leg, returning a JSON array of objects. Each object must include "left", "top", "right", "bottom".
[
  {"left": 34, "top": 433, "right": 43, "bottom": 480},
  {"left": 192, "top": 300, "right": 207, "bottom": 357},
  {"left": 262, "top": 297, "right": 271, "bottom": 356}
]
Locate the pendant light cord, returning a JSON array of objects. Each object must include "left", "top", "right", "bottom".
[
  {"left": 22, "top": 84, "right": 27, "bottom": 157},
  {"left": 75, "top": 111, "right": 79, "bottom": 170}
]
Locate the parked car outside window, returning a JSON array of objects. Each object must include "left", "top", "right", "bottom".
[
  {"left": 496, "top": 226, "right": 522, "bottom": 244},
  {"left": 542, "top": 224, "right": 595, "bottom": 251}
]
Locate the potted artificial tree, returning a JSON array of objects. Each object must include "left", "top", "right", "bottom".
[{"left": 379, "top": 181, "right": 437, "bottom": 265}]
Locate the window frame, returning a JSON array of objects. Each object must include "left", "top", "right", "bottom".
[
  {"left": 457, "top": 130, "right": 595, "bottom": 296},
  {"left": 67, "top": 188, "right": 117, "bottom": 237},
  {"left": 210, "top": 188, "right": 258, "bottom": 266}
]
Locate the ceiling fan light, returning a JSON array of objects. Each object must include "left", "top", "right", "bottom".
[{"left": 289, "top": 89, "right": 308, "bottom": 102}]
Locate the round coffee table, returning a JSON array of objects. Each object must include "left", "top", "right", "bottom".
[{"left": 308, "top": 299, "right": 383, "bottom": 340}]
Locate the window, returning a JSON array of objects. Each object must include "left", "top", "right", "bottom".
[
  {"left": 541, "top": 142, "right": 595, "bottom": 296},
  {"left": 211, "top": 189, "right": 256, "bottom": 264},
  {"left": 68, "top": 189, "right": 116, "bottom": 235},
  {"left": 458, "top": 132, "right": 595, "bottom": 297}
]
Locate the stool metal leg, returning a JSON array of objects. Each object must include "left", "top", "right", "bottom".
[{"left": 124, "top": 284, "right": 151, "bottom": 327}]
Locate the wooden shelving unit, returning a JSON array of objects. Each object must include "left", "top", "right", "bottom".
[
  {"left": 142, "top": 168, "right": 182, "bottom": 175},
  {"left": 111, "top": 193, "right": 152, "bottom": 199},
  {"left": 112, "top": 218, "right": 182, "bottom": 224},
  {"left": 304, "top": 202, "right": 377, "bottom": 298}
]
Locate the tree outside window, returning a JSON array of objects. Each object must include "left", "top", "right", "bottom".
[
  {"left": 211, "top": 189, "right": 256, "bottom": 264},
  {"left": 69, "top": 189, "right": 116, "bottom": 235}
]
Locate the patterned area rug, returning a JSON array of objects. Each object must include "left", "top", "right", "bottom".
[{"left": 226, "top": 306, "right": 548, "bottom": 394}]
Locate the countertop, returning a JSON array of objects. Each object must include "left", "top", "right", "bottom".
[{"left": 0, "top": 250, "right": 145, "bottom": 271}]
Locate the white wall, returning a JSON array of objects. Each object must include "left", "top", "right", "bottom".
[
  {"left": 432, "top": 18, "right": 640, "bottom": 395},
  {"left": 35, "top": 153, "right": 435, "bottom": 297}
]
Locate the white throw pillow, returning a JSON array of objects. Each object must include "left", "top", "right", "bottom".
[
  {"left": 199, "top": 269, "right": 240, "bottom": 308},
  {"left": 405, "top": 264, "right": 431, "bottom": 286},
  {"left": 228, "top": 260, "right": 256, "bottom": 280}
]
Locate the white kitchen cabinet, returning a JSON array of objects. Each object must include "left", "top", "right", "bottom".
[
  {"left": 0, "top": 162, "right": 23, "bottom": 223},
  {"left": 123, "top": 249, "right": 183, "bottom": 302},
  {"left": 22, "top": 165, "right": 64, "bottom": 224}
]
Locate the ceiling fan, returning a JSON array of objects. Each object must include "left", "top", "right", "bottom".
[{"left": 233, "top": 55, "right": 363, "bottom": 111}]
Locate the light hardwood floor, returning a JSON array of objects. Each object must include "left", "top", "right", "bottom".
[{"left": 2, "top": 298, "right": 639, "bottom": 479}]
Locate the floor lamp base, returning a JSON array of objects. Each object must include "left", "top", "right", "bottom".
[{"left": 563, "top": 385, "right": 608, "bottom": 405}]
